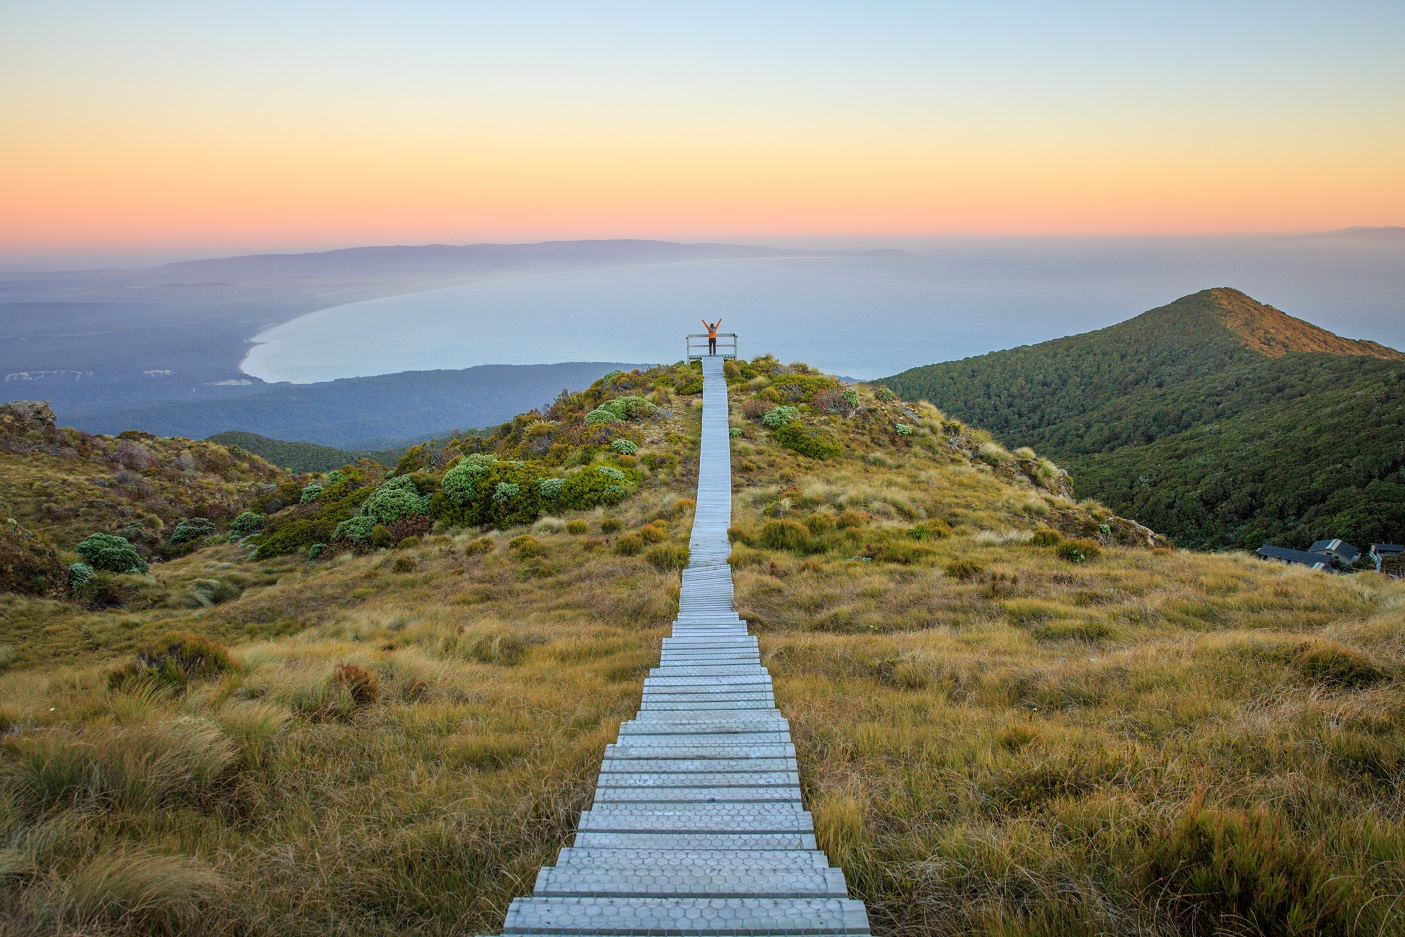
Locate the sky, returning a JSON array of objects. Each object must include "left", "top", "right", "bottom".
[{"left": 2, "top": 1, "right": 1402, "bottom": 259}]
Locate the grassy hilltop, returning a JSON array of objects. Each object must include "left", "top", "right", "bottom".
[
  {"left": 1, "top": 359, "right": 1403, "bottom": 936},
  {"left": 882, "top": 288, "right": 1405, "bottom": 550}
]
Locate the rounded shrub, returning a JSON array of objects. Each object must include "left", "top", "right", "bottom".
[
  {"left": 362, "top": 476, "right": 430, "bottom": 525},
  {"left": 614, "top": 533, "right": 643, "bottom": 556},
  {"left": 1031, "top": 528, "right": 1063, "bottom": 547},
  {"left": 333, "top": 515, "right": 377, "bottom": 546},
  {"left": 566, "top": 519, "right": 589, "bottom": 534},
  {"left": 508, "top": 534, "right": 546, "bottom": 558},
  {"left": 76, "top": 533, "right": 147, "bottom": 574},
  {"left": 761, "top": 406, "right": 801, "bottom": 428},
  {"left": 299, "top": 484, "right": 324, "bottom": 504},
  {"left": 599, "top": 517, "right": 623, "bottom": 534},
  {"left": 585, "top": 407, "right": 622, "bottom": 425},
  {"left": 67, "top": 561, "right": 95, "bottom": 590},
  {"left": 611, "top": 439, "right": 638, "bottom": 456},
  {"left": 307, "top": 543, "right": 327, "bottom": 561},
  {"left": 441, "top": 454, "right": 498, "bottom": 504},
  {"left": 774, "top": 422, "right": 841, "bottom": 460},
  {"left": 873, "top": 385, "right": 894, "bottom": 401},
  {"left": 168, "top": 517, "right": 217, "bottom": 547},
  {"left": 230, "top": 511, "right": 266, "bottom": 536},
  {"left": 537, "top": 477, "right": 564, "bottom": 500},
  {"left": 841, "top": 388, "right": 860, "bottom": 408},
  {"left": 893, "top": 423, "right": 913, "bottom": 437}
]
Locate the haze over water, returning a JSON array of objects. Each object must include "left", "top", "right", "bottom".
[{"left": 241, "top": 236, "right": 1405, "bottom": 384}]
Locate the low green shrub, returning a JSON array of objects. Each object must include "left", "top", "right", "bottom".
[
  {"left": 230, "top": 511, "right": 265, "bottom": 535},
  {"left": 874, "top": 385, "right": 894, "bottom": 401},
  {"left": 299, "top": 484, "right": 323, "bottom": 504},
  {"left": 168, "top": 517, "right": 216, "bottom": 547},
  {"left": 307, "top": 543, "right": 327, "bottom": 561},
  {"left": 109, "top": 631, "right": 236, "bottom": 691},
  {"left": 761, "top": 405, "right": 801, "bottom": 428},
  {"left": 584, "top": 407, "right": 621, "bottom": 425},
  {"left": 76, "top": 533, "right": 147, "bottom": 574},
  {"left": 333, "top": 515, "right": 377, "bottom": 546},
  {"left": 893, "top": 423, "right": 913, "bottom": 437},
  {"left": 537, "top": 477, "right": 564, "bottom": 500},
  {"left": 362, "top": 476, "right": 430, "bottom": 525},
  {"left": 67, "top": 562, "right": 95, "bottom": 591},
  {"left": 841, "top": 388, "right": 860, "bottom": 407},
  {"left": 774, "top": 422, "right": 841, "bottom": 460},
  {"left": 611, "top": 439, "right": 638, "bottom": 455},
  {"left": 767, "top": 373, "right": 838, "bottom": 403}
]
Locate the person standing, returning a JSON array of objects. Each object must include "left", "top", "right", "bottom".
[{"left": 701, "top": 318, "right": 722, "bottom": 355}]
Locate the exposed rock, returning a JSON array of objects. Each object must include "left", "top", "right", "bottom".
[{"left": 1, "top": 400, "right": 56, "bottom": 428}]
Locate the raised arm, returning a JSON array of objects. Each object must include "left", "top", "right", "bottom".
[
  {"left": 715, "top": 318, "right": 722, "bottom": 330},
  {"left": 701, "top": 318, "right": 709, "bottom": 330}
]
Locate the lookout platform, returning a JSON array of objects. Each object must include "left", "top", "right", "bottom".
[
  {"left": 686, "top": 333, "right": 738, "bottom": 360},
  {"left": 497, "top": 354, "right": 869, "bottom": 935}
]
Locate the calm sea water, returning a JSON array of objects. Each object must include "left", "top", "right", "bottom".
[{"left": 241, "top": 237, "right": 1405, "bottom": 383}]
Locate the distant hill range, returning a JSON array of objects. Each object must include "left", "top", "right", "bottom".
[
  {"left": 204, "top": 431, "right": 406, "bottom": 473},
  {"left": 1, "top": 238, "right": 797, "bottom": 422},
  {"left": 883, "top": 288, "right": 1405, "bottom": 550},
  {"left": 64, "top": 362, "right": 639, "bottom": 449}
]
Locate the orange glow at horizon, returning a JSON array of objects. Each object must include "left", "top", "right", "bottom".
[{"left": 3, "top": 4, "right": 1402, "bottom": 257}]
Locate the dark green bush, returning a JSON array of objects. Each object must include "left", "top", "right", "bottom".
[
  {"left": 230, "top": 511, "right": 265, "bottom": 535},
  {"left": 168, "top": 517, "right": 217, "bottom": 547},
  {"left": 773, "top": 422, "right": 841, "bottom": 460},
  {"left": 300, "top": 484, "right": 324, "bottom": 504},
  {"left": 362, "top": 476, "right": 429, "bottom": 525},
  {"left": 76, "top": 533, "right": 147, "bottom": 574},
  {"left": 370, "top": 524, "right": 393, "bottom": 548},
  {"left": 432, "top": 459, "right": 547, "bottom": 529},
  {"left": 558, "top": 464, "right": 635, "bottom": 512},
  {"left": 109, "top": 631, "right": 236, "bottom": 691}
]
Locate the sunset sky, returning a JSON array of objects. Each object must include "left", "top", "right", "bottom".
[{"left": 2, "top": 1, "right": 1402, "bottom": 258}]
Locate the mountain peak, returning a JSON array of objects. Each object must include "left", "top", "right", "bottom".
[{"left": 1156, "top": 288, "right": 1403, "bottom": 360}]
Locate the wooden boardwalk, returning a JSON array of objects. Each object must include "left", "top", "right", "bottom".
[{"left": 499, "top": 355, "right": 870, "bottom": 934}]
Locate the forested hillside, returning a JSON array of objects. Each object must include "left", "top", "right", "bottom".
[
  {"left": 206, "top": 432, "right": 405, "bottom": 473},
  {"left": 884, "top": 288, "right": 1405, "bottom": 549}
]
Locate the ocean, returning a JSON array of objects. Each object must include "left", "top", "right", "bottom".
[{"left": 241, "top": 235, "right": 1405, "bottom": 383}]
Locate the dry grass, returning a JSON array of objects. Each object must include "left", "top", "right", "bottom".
[{"left": 2, "top": 362, "right": 1402, "bottom": 936}]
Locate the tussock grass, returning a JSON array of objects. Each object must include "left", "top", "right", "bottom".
[{"left": 3, "top": 357, "right": 1403, "bottom": 935}]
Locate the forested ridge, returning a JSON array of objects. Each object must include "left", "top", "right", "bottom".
[{"left": 884, "top": 288, "right": 1405, "bottom": 549}]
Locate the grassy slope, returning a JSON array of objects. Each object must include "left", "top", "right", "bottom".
[
  {"left": 1, "top": 358, "right": 1402, "bottom": 936},
  {"left": 882, "top": 288, "right": 1405, "bottom": 549}
]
